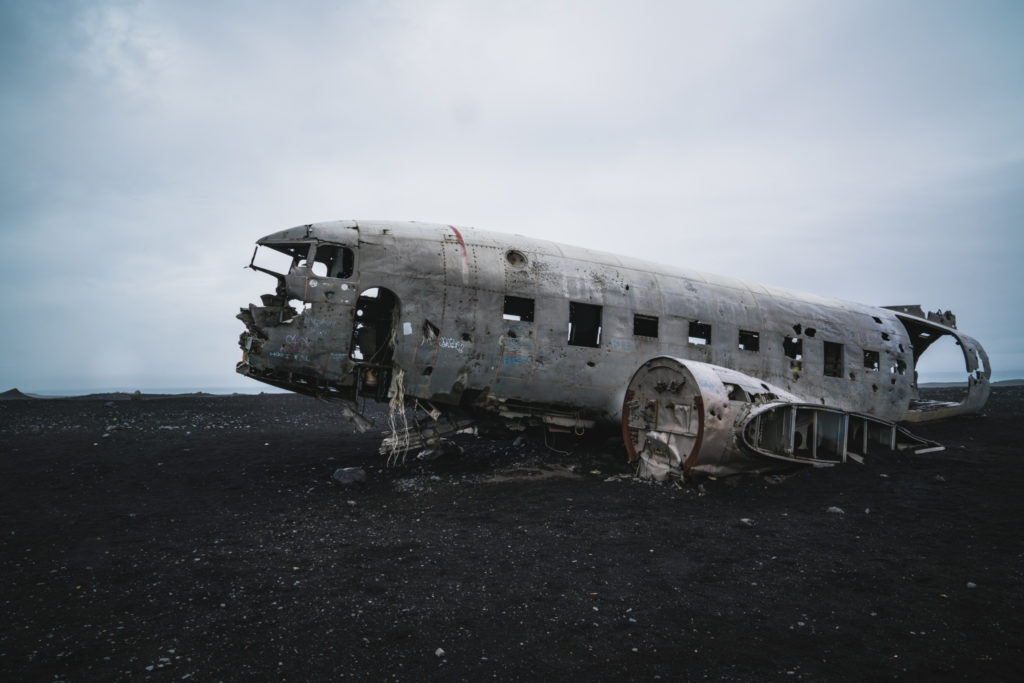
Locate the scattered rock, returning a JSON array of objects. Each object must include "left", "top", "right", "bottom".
[
  {"left": 416, "top": 448, "right": 442, "bottom": 462},
  {"left": 393, "top": 477, "right": 427, "bottom": 493},
  {"left": 738, "top": 518, "right": 755, "bottom": 528},
  {"left": 332, "top": 467, "right": 367, "bottom": 486},
  {"left": 417, "top": 441, "right": 463, "bottom": 461},
  {"left": 435, "top": 647, "right": 446, "bottom": 658},
  {"left": 967, "top": 581, "right": 977, "bottom": 589},
  {"left": 826, "top": 506, "right": 845, "bottom": 514}
]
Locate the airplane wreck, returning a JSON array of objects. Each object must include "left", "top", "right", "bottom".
[{"left": 237, "top": 220, "right": 990, "bottom": 480}]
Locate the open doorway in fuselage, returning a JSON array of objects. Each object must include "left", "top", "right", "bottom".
[{"left": 350, "top": 287, "right": 400, "bottom": 398}]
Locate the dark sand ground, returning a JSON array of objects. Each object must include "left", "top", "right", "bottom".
[{"left": 1, "top": 386, "right": 1021, "bottom": 681}]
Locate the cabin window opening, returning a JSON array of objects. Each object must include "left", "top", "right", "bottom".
[
  {"left": 863, "top": 350, "right": 880, "bottom": 372},
  {"left": 633, "top": 314, "right": 659, "bottom": 338},
  {"left": 738, "top": 330, "right": 760, "bottom": 352},
  {"left": 688, "top": 321, "right": 711, "bottom": 345},
  {"left": 824, "top": 341, "right": 844, "bottom": 377},
  {"left": 805, "top": 327, "right": 817, "bottom": 337},
  {"left": 503, "top": 296, "right": 535, "bottom": 322},
  {"left": 783, "top": 336, "right": 803, "bottom": 360},
  {"left": 568, "top": 302, "right": 602, "bottom": 347},
  {"left": 310, "top": 245, "right": 355, "bottom": 279},
  {"left": 891, "top": 359, "right": 907, "bottom": 375}
]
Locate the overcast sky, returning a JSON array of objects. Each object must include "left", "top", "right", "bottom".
[{"left": 1, "top": 0, "right": 1022, "bottom": 392}]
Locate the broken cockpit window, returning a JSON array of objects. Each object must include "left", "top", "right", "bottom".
[
  {"left": 310, "top": 245, "right": 354, "bottom": 279},
  {"left": 251, "top": 242, "right": 312, "bottom": 276}
]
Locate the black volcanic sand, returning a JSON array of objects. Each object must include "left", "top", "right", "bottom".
[{"left": 1, "top": 387, "right": 1021, "bottom": 681}]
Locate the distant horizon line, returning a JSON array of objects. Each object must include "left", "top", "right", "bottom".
[{"left": 5, "top": 373, "right": 1024, "bottom": 398}]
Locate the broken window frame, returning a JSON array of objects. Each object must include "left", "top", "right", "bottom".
[
  {"left": 738, "top": 330, "right": 760, "bottom": 352},
  {"left": 310, "top": 244, "right": 355, "bottom": 279},
  {"left": 823, "top": 341, "right": 844, "bottom": 378},
  {"left": 503, "top": 296, "right": 536, "bottom": 322},
  {"left": 567, "top": 302, "right": 602, "bottom": 348},
  {"left": 250, "top": 242, "right": 312, "bottom": 277},
  {"left": 633, "top": 314, "right": 659, "bottom": 338},
  {"left": 863, "top": 349, "right": 880, "bottom": 372},
  {"left": 688, "top": 321, "right": 711, "bottom": 346},
  {"left": 783, "top": 336, "right": 803, "bottom": 361}
]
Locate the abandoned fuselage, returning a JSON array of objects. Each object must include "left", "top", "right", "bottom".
[{"left": 236, "top": 220, "right": 990, "bottom": 478}]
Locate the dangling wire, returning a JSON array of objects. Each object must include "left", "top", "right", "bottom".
[
  {"left": 574, "top": 412, "right": 586, "bottom": 436},
  {"left": 543, "top": 426, "right": 571, "bottom": 456},
  {"left": 386, "top": 368, "right": 409, "bottom": 465}
]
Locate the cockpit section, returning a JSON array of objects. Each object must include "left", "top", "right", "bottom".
[{"left": 237, "top": 229, "right": 367, "bottom": 411}]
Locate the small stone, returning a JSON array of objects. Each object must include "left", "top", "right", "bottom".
[
  {"left": 417, "top": 448, "right": 441, "bottom": 462},
  {"left": 826, "top": 506, "right": 845, "bottom": 514},
  {"left": 332, "top": 467, "right": 366, "bottom": 486},
  {"left": 738, "top": 518, "right": 755, "bottom": 528},
  {"left": 966, "top": 581, "right": 977, "bottom": 589},
  {"left": 435, "top": 647, "right": 446, "bottom": 657},
  {"left": 934, "top": 474, "right": 947, "bottom": 483}
]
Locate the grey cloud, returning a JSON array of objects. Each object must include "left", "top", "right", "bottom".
[{"left": 1, "top": 0, "right": 1022, "bottom": 392}]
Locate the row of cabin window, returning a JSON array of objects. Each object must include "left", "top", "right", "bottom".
[{"left": 502, "top": 296, "right": 904, "bottom": 376}]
